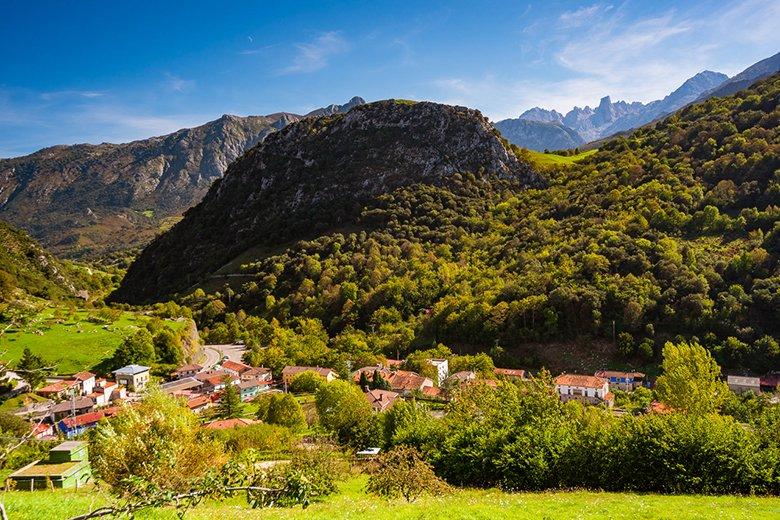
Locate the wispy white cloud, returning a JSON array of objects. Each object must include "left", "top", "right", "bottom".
[
  {"left": 558, "top": 4, "right": 611, "bottom": 28},
  {"left": 433, "top": 0, "right": 780, "bottom": 120},
  {"left": 39, "top": 90, "right": 106, "bottom": 101},
  {"left": 279, "top": 31, "right": 349, "bottom": 75},
  {"left": 163, "top": 73, "right": 195, "bottom": 93}
]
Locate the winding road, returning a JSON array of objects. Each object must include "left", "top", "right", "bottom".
[{"left": 200, "top": 343, "right": 248, "bottom": 371}]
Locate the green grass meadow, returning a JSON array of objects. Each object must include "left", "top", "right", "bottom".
[
  {"left": 0, "top": 307, "right": 184, "bottom": 373},
  {"left": 524, "top": 149, "right": 597, "bottom": 168},
  {"left": 3, "top": 476, "right": 779, "bottom": 520}
]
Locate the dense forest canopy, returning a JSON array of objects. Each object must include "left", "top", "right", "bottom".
[{"left": 143, "top": 75, "right": 779, "bottom": 373}]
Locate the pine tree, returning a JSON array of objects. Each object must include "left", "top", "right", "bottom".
[
  {"left": 16, "top": 348, "right": 49, "bottom": 390},
  {"left": 371, "top": 369, "right": 391, "bottom": 391},
  {"left": 359, "top": 371, "right": 370, "bottom": 390},
  {"left": 216, "top": 381, "right": 245, "bottom": 419}
]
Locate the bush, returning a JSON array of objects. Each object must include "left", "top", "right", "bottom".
[
  {"left": 210, "top": 423, "right": 297, "bottom": 454},
  {"left": 255, "top": 393, "right": 307, "bottom": 431},
  {"left": 366, "top": 446, "right": 450, "bottom": 501}
]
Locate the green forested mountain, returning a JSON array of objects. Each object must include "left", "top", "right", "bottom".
[
  {"left": 116, "top": 75, "right": 779, "bottom": 373},
  {"left": 0, "top": 220, "right": 80, "bottom": 302}
]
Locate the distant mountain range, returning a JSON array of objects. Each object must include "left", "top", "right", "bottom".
[
  {"left": 0, "top": 97, "right": 365, "bottom": 257},
  {"left": 496, "top": 51, "right": 780, "bottom": 151}
]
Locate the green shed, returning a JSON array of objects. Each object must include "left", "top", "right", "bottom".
[{"left": 7, "top": 440, "right": 91, "bottom": 490}]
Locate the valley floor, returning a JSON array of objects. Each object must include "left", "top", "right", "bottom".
[{"left": 4, "top": 477, "right": 779, "bottom": 520}]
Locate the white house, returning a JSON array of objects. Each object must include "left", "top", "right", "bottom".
[
  {"left": 112, "top": 365, "right": 150, "bottom": 392},
  {"left": 554, "top": 374, "right": 613, "bottom": 407}
]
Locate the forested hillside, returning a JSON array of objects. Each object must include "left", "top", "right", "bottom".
[
  {"left": 118, "top": 75, "right": 779, "bottom": 373},
  {"left": 0, "top": 220, "right": 112, "bottom": 302}
]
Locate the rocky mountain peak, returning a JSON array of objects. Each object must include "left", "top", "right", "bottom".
[{"left": 112, "top": 99, "right": 541, "bottom": 303}]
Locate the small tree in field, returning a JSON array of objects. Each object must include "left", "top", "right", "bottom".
[{"left": 366, "top": 446, "right": 450, "bottom": 502}]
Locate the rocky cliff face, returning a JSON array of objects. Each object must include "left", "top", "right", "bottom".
[
  {"left": 0, "top": 98, "right": 365, "bottom": 257},
  {"left": 111, "top": 100, "right": 541, "bottom": 303}
]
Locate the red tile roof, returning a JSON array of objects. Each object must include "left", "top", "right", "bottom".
[
  {"left": 365, "top": 389, "right": 399, "bottom": 411},
  {"left": 59, "top": 406, "right": 121, "bottom": 429},
  {"left": 38, "top": 380, "right": 78, "bottom": 394},
  {"left": 174, "top": 364, "right": 203, "bottom": 374},
  {"left": 554, "top": 374, "right": 607, "bottom": 389},
  {"left": 72, "top": 371, "right": 95, "bottom": 381},
  {"left": 594, "top": 370, "right": 645, "bottom": 379},
  {"left": 494, "top": 368, "right": 526, "bottom": 378},
  {"left": 221, "top": 360, "right": 252, "bottom": 374},
  {"left": 187, "top": 395, "right": 211, "bottom": 409}
]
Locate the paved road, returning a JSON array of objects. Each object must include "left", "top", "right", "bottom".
[{"left": 200, "top": 343, "right": 248, "bottom": 370}]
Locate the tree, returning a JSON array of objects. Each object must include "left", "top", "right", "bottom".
[
  {"left": 90, "top": 388, "right": 224, "bottom": 494},
  {"left": 655, "top": 341, "right": 728, "bottom": 414},
  {"left": 256, "top": 393, "right": 306, "bottom": 431},
  {"left": 0, "top": 270, "right": 14, "bottom": 302},
  {"left": 289, "top": 371, "right": 325, "bottom": 394},
  {"left": 217, "top": 382, "right": 245, "bottom": 419},
  {"left": 370, "top": 369, "right": 391, "bottom": 391},
  {"left": 15, "top": 347, "right": 50, "bottom": 390},
  {"left": 111, "top": 329, "right": 156, "bottom": 368},
  {"left": 358, "top": 371, "right": 370, "bottom": 390},
  {"left": 366, "top": 446, "right": 450, "bottom": 502},
  {"left": 315, "top": 380, "right": 373, "bottom": 445},
  {"left": 153, "top": 329, "right": 184, "bottom": 365}
]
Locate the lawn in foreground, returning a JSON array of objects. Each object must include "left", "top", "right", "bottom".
[
  {"left": 3, "top": 476, "right": 779, "bottom": 520},
  {"left": 0, "top": 307, "right": 185, "bottom": 373}
]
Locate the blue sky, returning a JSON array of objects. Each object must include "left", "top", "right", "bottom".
[{"left": 1, "top": 0, "right": 778, "bottom": 157}]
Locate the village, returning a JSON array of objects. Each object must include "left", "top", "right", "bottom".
[{"left": 4, "top": 342, "right": 779, "bottom": 491}]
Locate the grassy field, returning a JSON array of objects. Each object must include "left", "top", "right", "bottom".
[
  {"left": 0, "top": 307, "right": 185, "bottom": 373},
  {"left": 524, "top": 149, "right": 597, "bottom": 168},
  {"left": 3, "top": 477, "right": 779, "bottom": 520}
]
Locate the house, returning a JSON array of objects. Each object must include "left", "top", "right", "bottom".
[
  {"left": 727, "top": 375, "right": 761, "bottom": 394},
  {"left": 36, "top": 379, "right": 80, "bottom": 400},
  {"left": 594, "top": 370, "right": 645, "bottom": 391},
  {"left": 241, "top": 366, "right": 272, "bottom": 382},
  {"left": 31, "top": 422, "right": 54, "bottom": 440},
  {"left": 281, "top": 366, "right": 338, "bottom": 386},
  {"left": 57, "top": 407, "right": 120, "bottom": 438},
  {"left": 50, "top": 397, "right": 95, "bottom": 421},
  {"left": 195, "top": 370, "right": 237, "bottom": 393},
  {"left": 72, "top": 372, "right": 96, "bottom": 396},
  {"left": 238, "top": 378, "right": 271, "bottom": 401},
  {"left": 186, "top": 395, "right": 212, "bottom": 413},
  {"left": 203, "top": 418, "right": 258, "bottom": 430},
  {"left": 494, "top": 368, "right": 526, "bottom": 380},
  {"left": 112, "top": 365, "right": 150, "bottom": 392},
  {"left": 172, "top": 364, "right": 202, "bottom": 379},
  {"left": 428, "top": 359, "right": 449, "bottom": 385},
  {"left": 444, "top": 370, "right": 477, "bottom": 387},
  {"left": 87, "top": 379, "right": 122, "bottom": 407},
  {"left": 220, "top": 360, "right": 253, "bottom": 378},
  {"left": 387, "top": 370, "right": 433, "bottom": 395},
  {"left": 160, "top": 377, "right": 204, "bottom": 396},
  {"left": 352, "top": 366, "right": 433, "bottom": 395},
  {"left": 364, "top": 389, "right": 400, "bottom": 412},
  {"left": 7, "top": 441, "right": 91, "bottom": 490},
  {"left": 554, "top": 374, "right": 613, "bottom": 407}
]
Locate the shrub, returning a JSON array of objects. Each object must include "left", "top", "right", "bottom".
[{"left": 366, "top": 446, "right": 450, "bottom": 502}]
